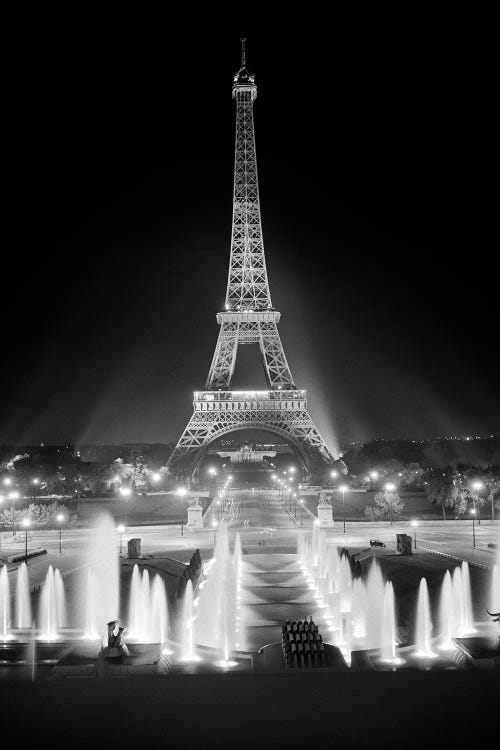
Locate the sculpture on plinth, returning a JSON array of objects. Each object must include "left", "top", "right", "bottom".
[{"left": 101, "top": 619, "right": 130, "bottom": 660}]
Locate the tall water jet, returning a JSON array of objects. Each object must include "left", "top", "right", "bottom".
[
  {"left": 438, "top": 570, "right": 455, "bottom": 650},
  {"left": 83, "top": 567, "right": 99, "bottom": 639},
  {"left": 180, "top": 580, "right": 198, "bottom": 661},
  {"left": 451, "top": 566, "right": 465, "bottom": 636},
  {"left": 365, "top": 559, "right": 385, "bottom": 649},
  {"left": 414, "top": 578, "right": 436, "bottom": 658},
  {"left": 461, "top": 562, "right": 475, "bottom": 634},
  {"left": 84, "top": 514, "right": 120, "bottom": 630},
  {"left": 351, "top": 577, "right": 368, "bottom": 640},
  {"left": 15, "top": 563, "right": 31, "bottom": 629},
  {"left": 39, "top": 565, "right": 66, "bottom": 640},
  {"left": 0, "top": 566, "right": 11, "bottom": 640},
  {"left": 380, "top": 582, "right": 402, "bottom": 664},
  {"left": 489, "top": 526, "right": 500, "bottom": 613},
  {"left": 128, "top": 564, "right": 142, "bottom": 639},
  {"left": 151, "top": 574, "right": 170, "bottom": 648}
]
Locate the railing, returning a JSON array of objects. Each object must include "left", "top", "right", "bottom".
[{"left": 194, "top": 390, "right": 306, "bottom": 402}]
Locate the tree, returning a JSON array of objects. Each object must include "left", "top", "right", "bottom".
[
  {"left": 364, "top": 489, "right": 404, "bottom": 524},
  {"left": 486, "top": 476, "right": 500, "bottom": 520}
]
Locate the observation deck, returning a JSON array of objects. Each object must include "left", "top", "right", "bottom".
[
  {"left": 216, "top": 310, "right": 280, "bottom": 325},
  {"left": 193, "top": 390, "right": 307, "bottom": 412}
]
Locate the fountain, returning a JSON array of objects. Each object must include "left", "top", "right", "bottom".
[
  {"left": 414, "top": 578, "right": 436, "bottom": 658},
  {"left": 180, "top": 580, "right": 199, "bottom": 661},
  {"left": 438, "top": 570, "right": 454, "bottom": 650},
  {"left": 380, "top": 581, "right": 403, "bottom": 664},
  {"left": 83, "top": 568, "right": 99, "bottom": 640},
  {"left": 364, "top": 559, "right": 385, "bottom": 650},
  {"left": 0, "top": 566, "right": 11, "bottom": 640},
  {"left": 15, "top": 563, "right": 31, "bottom": 629},
  {"left": 461, "top": 562, "right": 475, "bottom": 634},
  {"left": 82, "top": 514, "right": 120, "bottom": 631},
  {"left": 39, "top": 565, "right": 66, "bottom": 640},
  {"left": 151, "top": 574, "right": 170, "bottom": 649}
]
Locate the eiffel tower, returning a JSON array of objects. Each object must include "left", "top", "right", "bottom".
[{"left": 168, "top": 40, "right": 335, "bottom": 480}]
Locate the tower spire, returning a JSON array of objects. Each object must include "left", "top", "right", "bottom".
[{"left": 240, "top": 37, "right": 246, "bottom": 67}]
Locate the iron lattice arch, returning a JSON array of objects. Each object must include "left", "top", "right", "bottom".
[
  {"left": 168, "top": 412, "right": 327, "bottom": 481},
  {"left": 167, "top": 42, "right": 335, "bottom": 481}
]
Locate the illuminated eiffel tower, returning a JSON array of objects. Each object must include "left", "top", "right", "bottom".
[{"left": 168, "top": 40, "right": 335, "bottom": 480}]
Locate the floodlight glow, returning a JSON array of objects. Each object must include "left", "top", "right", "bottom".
[
  {"left": 56, "top": 514, "right": 65, "bottom": 523},
  {"left": 32, "top": 478, "right": 40, "bottom": 485},
  {"left": 339, "top": 485, "right": 349, "bottom": 493},
  {"left": 2, "top": 477, "right": 12, "bottom": 486},
  {"left": 369, "top": 471, "right": 379, "bottom": 480},
  {"left": 471, "top": 480, "right": 483, "bottom": 491},
  {"left": 177, "top": 487, "right": 187, "bottom": 497},
  {"left": 385, "top": 483, "right": 396, "bottom": 492},
  {"left": 119, "top": 487, "right": 132, "bottom": 497},
  {"left": 330, "top": 470, "right": 338, "bottom": 478},
  {"left": 152, "top": 472, "right": 161, "bottom": 482},
  {"left": 117, "top": 524, "right": 126, "bottom": 533},
  {"left": 21, "top": 517, "right": 31, "bottom": 528},
  {"left": 411, "top": 520, "right": 418, "bottom": 528},
  {"left": 9, "top": 491, "right": 20, "bottom": 500}
]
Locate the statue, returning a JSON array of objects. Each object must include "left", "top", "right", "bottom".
[
  {"left": 486, "top": 609, "right": 499, "bottom": 624},
  {"left": 101, "top": 619, "right": 130, "bottom": 660}
]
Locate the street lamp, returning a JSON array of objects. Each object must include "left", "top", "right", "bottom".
[
  {"left": 471, "top": 480, "right": 483, "bottom": 525},
  {"left": 176, "top": 487, "right": 187, "bottom": 498},
  {"left": 411, "top": 520, "right": 418, "bottom": 549},
  {"left": 470, "top": 508, "right": 476, "bottom": 548},
  {"left": 369, "top": 471, "right": 379, "bottom": 481},
  {"left": 32, "top": 477, "right": 40, "bottom": 501},
  {"left": 330, "top": 470, "right": 338, "bottom": 481},
  {"left": 151, "top": 472, "right": 161, "bottom": 483},
  {"left": 117, "top": 523, "right": 126, "bottom": 556},
  {"left": 2, "top": 477, "right": 12, "bottom": 487},
  {"left": 56, "top": 513, "right": 65, "bottom": 554},
  {"left": 119, "top": 486, "right": 132, "bottom": 530},
  {"left": 211, "top": 518, "right": 218, "bottom": 546},
  {"left": 339, "top": 485, "right": 349, "bottom": 533},
  {"left": 9, "top": 491, "right": 20, "bottom": 536},
  {"left": 22, "top": 517, "right": 31, "bottom": 564}
]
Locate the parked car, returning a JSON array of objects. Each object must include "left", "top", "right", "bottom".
[{"left": 369, "top": 539, "right": 386, "bottom": 548}]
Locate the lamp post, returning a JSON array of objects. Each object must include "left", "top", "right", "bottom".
[
  {"left": 119, "top": 486, "right": 132, "bottom": 531},
  {"left": 22, "top": 517, "right": 31, "bottom": 563},
  {"left": 9, "top": 491, "right": 20, "bottom": 536},
  {"left": 411, "top": 520, "right": 418, "bottom": 549},
  {"left": 0, "top": 495, "right": 3, "bottom": 549},
  {"left": 299, "top": 499, "right": 304, "bottom": 526},
  {"left": 471, "top": 480, "right": 483, "bottom": 525},
  {"left": 32, "top": 477, "right": 40, "bottom": 501},
  {"left": 470, "top": 508, "right": 476, "bottom": 548},
  {"left": 339, "top": 485, "right": 349, "bottom": 533},
  {"left": 212, "top": 519, "right": 218, "bottom": 546},
  {"left": 56, "top": 513, "right": 65, "bottom": 554},
  {"left": 117, "top": 523, "right": 126, "bottom": 556}
]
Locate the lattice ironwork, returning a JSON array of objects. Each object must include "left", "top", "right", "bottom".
[{"left": 168, "top": 41, "right": 334, "bottom": 479}]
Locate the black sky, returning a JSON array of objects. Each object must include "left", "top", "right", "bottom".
[{"left": 2, "top": 19, "right": 498, "bottom": 452}]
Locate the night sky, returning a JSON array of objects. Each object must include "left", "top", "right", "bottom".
[{"left": 2, "top": 23, "right": 497, "bottom": 452}]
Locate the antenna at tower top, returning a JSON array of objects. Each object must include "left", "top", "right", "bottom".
[{"left": 240, "top": 37, "right": 246, "bottom": 67}]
